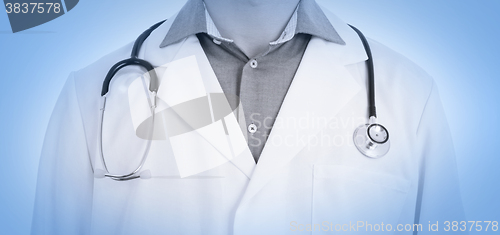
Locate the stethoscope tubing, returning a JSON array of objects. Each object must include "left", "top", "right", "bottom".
[
  {"left": 94, "top": 21, "right": 389, "bottom": 181},
  {"left": 348, "top": 25, "right": 377, "bottom": 118}
]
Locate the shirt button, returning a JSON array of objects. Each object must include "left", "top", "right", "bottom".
[
  {"left": 250, "top": 59, "right": 258, "bottom": 68},
  {"left": 212, "top": 38, "right": 221, "bottom": 45},
  {"left": 248, "top": 123, "right": 257, "bottom": 134}
]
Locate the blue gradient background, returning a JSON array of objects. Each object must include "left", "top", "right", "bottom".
[{"left": 0, "top": 0, "right": 498, "bottom": 234}]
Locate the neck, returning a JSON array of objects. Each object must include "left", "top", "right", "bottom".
[{"left": 204, "top": 0, "right": 301, "bottom": 58}]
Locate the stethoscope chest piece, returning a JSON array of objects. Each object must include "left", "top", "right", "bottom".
[{"left": 353, "top": 117, "right": 390, "bottom": 159}]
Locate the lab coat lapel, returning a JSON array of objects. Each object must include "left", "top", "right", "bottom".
[
  {"left": 239, "top": 9, "right": 368, "bottom": 204},
  {"left": 138, "top": 18, "right": 255, "bottom": 179}
]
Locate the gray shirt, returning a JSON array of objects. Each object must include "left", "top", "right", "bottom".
[{"left": 160, "top": 0, "right": 345, "bottom": 162}]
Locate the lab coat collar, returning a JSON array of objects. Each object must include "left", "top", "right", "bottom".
[
  {"left": 139, "top": 4, "right": 367, "bottom": 193},
  {"left": 139, "top": 16, "right": 256, "bottom": 179}
]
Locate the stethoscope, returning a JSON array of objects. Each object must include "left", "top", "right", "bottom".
[
  {"left": 349, "top": 25, "right": 391, "bottom": 159},
  {"left": 94, "top": 20, "right": 165, "bottom": 181},
  {"left": 93, "top": 21, "right": 390, "bottom": 181}
]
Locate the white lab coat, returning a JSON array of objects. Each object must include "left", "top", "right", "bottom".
[{"left": 31, "top": 7, "right": 466, "bottom": 235}]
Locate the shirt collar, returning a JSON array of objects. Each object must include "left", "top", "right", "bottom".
[
  {"left": 159, "top": 0, "right": 345, "bottom": 48},
  {"left": 204, "top": 6, "right": 234, "bottom": 43}
]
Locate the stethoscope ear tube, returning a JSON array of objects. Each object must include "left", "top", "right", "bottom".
[{"left": 97, "top": 95, "right": 156, "bottom": 181}]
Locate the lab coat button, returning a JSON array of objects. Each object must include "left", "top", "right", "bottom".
[
  {"left": 250, "top": 59, "right": 258, "bottom": 68},
  {"left": 248, "top": 123, "right": 257, "bottom": 134}
]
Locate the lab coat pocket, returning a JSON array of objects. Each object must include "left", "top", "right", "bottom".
[
  {"left": 312, "top": 164, "right": 410, "bottom": 234},
  {"left": 91, "top": 176, "right": 228, "bottom": 235}
]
